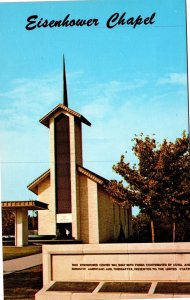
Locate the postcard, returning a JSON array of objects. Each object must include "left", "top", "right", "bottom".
[{"left": 1, "top": 1, "right": 190, "bottom": 299}]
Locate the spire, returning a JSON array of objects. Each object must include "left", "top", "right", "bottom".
[{"left": 63, "top": 55, "right": 68, "bottom": 107}]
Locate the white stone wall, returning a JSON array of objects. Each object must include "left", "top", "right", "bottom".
[
  {"left": 78, "top": 174, "right": 89, "bottom": 243},
  {"left": 87, "top": 178, "right": 99, "bottom": 244},
  {"left": 69, "top": 115, "right": 79, "bottom": 240},
  {"left": 79, "top": 175, "right": 99, "bottom": 243},
  {"left": 97, "top": 186, "right": 115, "bottom": 242},
  {"left": 42, "top": 243, "right": 190, "bottom": 284},
  {"left": 38, "top": 176, "right": 56, "bottom": 236}
]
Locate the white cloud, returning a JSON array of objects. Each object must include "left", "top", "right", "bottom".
[
  {"left": 80, "top": 79, "right": 147, "bottom": 118},
  {"left": 0, "top": 73, "right": 62, "bottom": 130},
  {"left": 80, "top": 73, "right": 187, "bottom": 180},
  {"left": 0, "top": 69, "right": 86, "bottom": 132},
  {"left": 158, "top": 73, "right": 187, "bottom": 85},
  {"left": 1, "top": 70, "right": 188, "bottom": 200},
  {"left": 80, "top": 79, "right": 147, "bottom": 97}
]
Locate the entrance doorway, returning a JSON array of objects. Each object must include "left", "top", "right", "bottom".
[{"left": 56, "top": 223, "right": 72, "bottom": 239}]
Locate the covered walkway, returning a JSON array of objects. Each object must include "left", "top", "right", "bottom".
[{"left": 2, "top": 200, "right": 48, "bottom": 246}]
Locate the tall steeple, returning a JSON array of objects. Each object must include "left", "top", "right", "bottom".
[
  {"left": 31, "top": 57, "right": 90, "bottom": 239},
  {"left": 63, "top": 55, "right": 68, "bottom": 107},
  {"left": 28, "top": 57, "right": 131, "bottom": 243}
]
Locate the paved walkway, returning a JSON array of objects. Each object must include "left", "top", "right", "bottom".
[{"left": 3, "top": 253, "right": 42, "bottom": 275}]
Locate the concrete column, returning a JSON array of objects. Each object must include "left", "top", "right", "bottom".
[
  {"left": 87, "top": 179, "right": 99, "bottom": 244},
  {"left": 70, "top": 115, "right": 80, "bottom": 240},
  {"left": 15, "top": 208, "right": 28, "bottom": 246},
  {"left": 49, "top": 116, "right": 57, "bottom": 235}
]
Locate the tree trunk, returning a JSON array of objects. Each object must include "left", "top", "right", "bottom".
[
  {"left": 172, "top": 221, "right": 176, "bottom": 242},
  {"left": 150, "top": 219, "right": 155, "bottom": 243}
]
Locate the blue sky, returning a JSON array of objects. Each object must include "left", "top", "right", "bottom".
[{"left": 0, "top": 0, "right": 188, "bottom": 205}]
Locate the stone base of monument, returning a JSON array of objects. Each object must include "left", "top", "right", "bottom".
[
  {"left": 36, "top": 281, "right": 190, "bottom": 299},
  {"left": 35, "top": 243, "right": 190, "bottom": 299}
]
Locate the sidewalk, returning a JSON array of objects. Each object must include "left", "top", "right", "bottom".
[{"left": 3, "top": 253, "right": 42, "bottom": 275}]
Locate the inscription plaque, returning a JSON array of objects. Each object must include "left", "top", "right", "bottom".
[{"left": 52, "top": 253, "right": 190, "bottom": 281}]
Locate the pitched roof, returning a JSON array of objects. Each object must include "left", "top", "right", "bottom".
[
  {"left": 39, "top": 104, "right": 91, "bottom": 128},
  {"left": 27, "top": 165, "right": 108, "bottom": 195},
  {"left": 27, "top": 169, "right": 50, "bottom": 195},
  {"left": 77, "top": 165, "right": 109, "bottom": 185}
]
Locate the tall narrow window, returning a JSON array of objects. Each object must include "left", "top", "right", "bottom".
[{"left": 54, "top": 114, "right": 71, "bottom": 213}]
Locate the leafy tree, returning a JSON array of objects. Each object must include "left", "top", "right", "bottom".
[
  {"left": 150, "top": 132, "right": 190, "bottom": 241},
  {"left": 105, "top": 132, "right": 190, "bottom": 242},
  {"left": 2, "top": 209, "right": 15, "bottom": 236},
  {"left": 132, "top": 212, "right": 190, "bottom": 242},
  {"left": 132, "top": 213, "right": 151, "bottom": 242}
]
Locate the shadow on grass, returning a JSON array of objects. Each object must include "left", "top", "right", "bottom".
[
  {"left": 3, "top": 246, "right": 42, "bottom": 261},
  {"left": 3, "top": 265, "right": 42, "bottom": 300}
]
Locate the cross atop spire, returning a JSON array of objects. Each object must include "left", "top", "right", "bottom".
[{"left": 63, "top": 55, "right": 68, "bottom": 107}]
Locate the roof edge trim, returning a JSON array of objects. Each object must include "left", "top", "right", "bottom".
[
  {"left": 27, "top": 169, "right": 50, "bottom": 194},
  {"left": 39, "top": 104, "right": 91, "bottom": 128}
]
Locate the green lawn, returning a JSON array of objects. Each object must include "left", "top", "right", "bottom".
[
  {"left": 3, "top": 265, "right": 43, "bottom": 300},
  {"left": 3, "top": 246, "right": 42, "bottom": 261}
]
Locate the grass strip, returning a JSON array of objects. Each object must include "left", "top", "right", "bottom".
[{"left": 3, "top": 246, "right": 42, "bottom": 261}]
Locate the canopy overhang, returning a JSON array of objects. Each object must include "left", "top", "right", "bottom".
[
  {"left": 2, "top": 200, "right": 48, "bottom": 247},
  {"left": 2, "top": 200, "right": 48, "bottom": 210}
]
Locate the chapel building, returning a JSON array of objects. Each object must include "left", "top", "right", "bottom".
[{"left": 28, "top": 59, "right": 132, "bottom": 243}]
